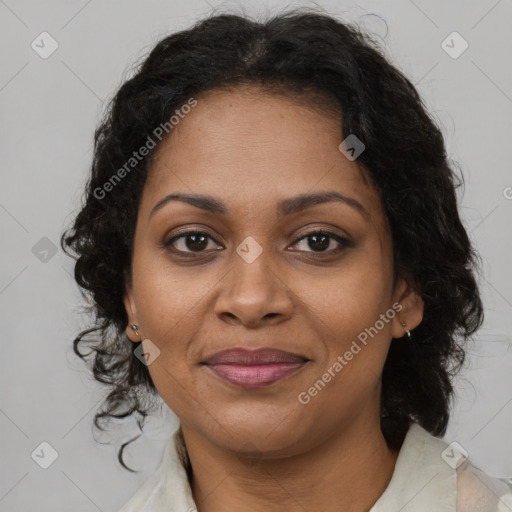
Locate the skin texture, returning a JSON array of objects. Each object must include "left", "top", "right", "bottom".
[{"left": 123, "top": 86, "right": 424, "bottom": 512}]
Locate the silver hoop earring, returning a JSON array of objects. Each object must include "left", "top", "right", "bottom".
[{"left": 401, "top": 321, "right": 412, "bottom": 340}]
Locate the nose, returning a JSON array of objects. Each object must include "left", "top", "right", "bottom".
[{"left": 214, "top": 247, "right": 294, "bottom": 328}]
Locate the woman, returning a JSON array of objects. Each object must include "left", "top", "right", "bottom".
[{"left": 61, "top": 9, "right": 512, "bottom": 511}]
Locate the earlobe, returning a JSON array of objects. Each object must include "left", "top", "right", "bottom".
[
  {"left": 391, "top": 277, "right": 424, "bottom": 339},
  {"left": 123, "top": 283, "right": 140, "bottom": 343}
]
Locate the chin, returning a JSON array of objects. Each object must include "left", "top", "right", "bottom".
[{"left": 202, "top": 408, "right": 313, "bottom": 456}]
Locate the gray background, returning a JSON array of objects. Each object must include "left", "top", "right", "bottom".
[{"left": 1, "top": 0, "right": 511, "bottom": 510}]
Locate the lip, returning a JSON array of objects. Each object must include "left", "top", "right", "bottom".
[{"left": 202, "top": 348, "right": 309, "bottom": 389}]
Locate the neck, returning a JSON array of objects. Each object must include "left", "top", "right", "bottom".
[{"left": 181, "top": 416, "right": 402, "bottom": 512}]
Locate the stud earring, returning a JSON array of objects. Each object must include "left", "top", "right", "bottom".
[{"left": 131, "top": 324, "right": 141, "bottom": 340}]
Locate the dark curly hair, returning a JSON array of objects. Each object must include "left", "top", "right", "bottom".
[{"left": 61, "top": 8, "right": 484, "bottom": 472}]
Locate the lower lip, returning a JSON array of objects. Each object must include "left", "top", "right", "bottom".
[{"left": 205, "top": 362, "right": 307, "bottom": 389}]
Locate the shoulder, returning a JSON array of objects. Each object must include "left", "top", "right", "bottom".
[
  {"left": 456, "top": 461, "right": 512, "bottom": 512},
  {"left": 371, "top": 422, "right": 512, "bottom": 512},
  {"left": 116, "top": 427, "right": 197, "bottom": 512},
  {"left": 403, "top": 423, "right": 512, "bottom": 512}
]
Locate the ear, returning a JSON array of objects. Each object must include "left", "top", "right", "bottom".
[
  {"left": 123, "top": 281, "right": 140, "bottom": 343},
  {"left": 390, "top": 276, "right": 424, "bottom": 339}
]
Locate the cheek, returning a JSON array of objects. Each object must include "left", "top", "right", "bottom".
[
  {"left": 301, "top": 250, "right": 394, "bottom": 381},
  {"left": 132, "top": 249, "right": 212, "bottom": 340},
  {"left": 300, "top": 252, "right": 392, "bottom": 335},
  {"left": 129, "top": 263, "right": 203, "bottom": 408}
]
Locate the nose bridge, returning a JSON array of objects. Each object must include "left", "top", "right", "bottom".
[
  {"left": 233, "top": 243, "right": 274, "bottom": 297},
  {"left": 214, "top": 239, "right": 292, "bottom": 325}
]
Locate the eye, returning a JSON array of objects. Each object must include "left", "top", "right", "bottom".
[
  {"left": 163, "top": 229, "right": 352, "bottom": 258},
  {"left": 289, "top": 230, "right": 352, "bottom": 254},
  {"left": 163, "top": 230, "right": 222, "bottom": 255}
]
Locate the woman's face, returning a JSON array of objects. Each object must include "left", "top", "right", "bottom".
[{"left": 124, "top": 86, "right": 423, "bottom": 456}]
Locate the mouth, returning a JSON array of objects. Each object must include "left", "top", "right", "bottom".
[{"left": 201, "top": 347, "right": 310, "bottom": 389}]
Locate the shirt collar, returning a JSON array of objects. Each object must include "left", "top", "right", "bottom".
[
  {"left": 369, "top": 422, "right": 456, "bottom": 511},
  {"left": 121, "top": 421, "right": 457, "bottom": 512}
]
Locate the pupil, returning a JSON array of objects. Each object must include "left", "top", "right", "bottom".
[
  {"left": 309, "top": 234, "right": 329, "bottom": 251},
  {"left": 186, "top": 234, "right": 208, "bottom": 251}
]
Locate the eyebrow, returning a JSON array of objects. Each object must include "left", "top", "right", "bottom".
[{"left": 149, "top": 191, "right": 368, "bottom": 220}]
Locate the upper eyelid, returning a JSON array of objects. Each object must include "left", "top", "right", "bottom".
[
  {"left": 292, "top": 231, "right": 346, "bottom": 242},
  {"left": 166, "top": 229, "right": 221, "bottom": 243}
]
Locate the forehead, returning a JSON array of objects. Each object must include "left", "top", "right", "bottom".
[{"left": 142, "top": 86, "right": 382, "bottom": 224}]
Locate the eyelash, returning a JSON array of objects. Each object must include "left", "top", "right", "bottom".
[{"left": 162, "top": 229, "right": 352, "bottom": 258}]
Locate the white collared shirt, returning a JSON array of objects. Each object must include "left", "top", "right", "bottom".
[{"left": 118, "top": 422, "right": 512, "bottom": 512}]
